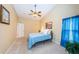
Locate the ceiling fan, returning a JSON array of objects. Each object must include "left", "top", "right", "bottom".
[{"left": 29, "top": 4, "right": 42, "bottom": 17}]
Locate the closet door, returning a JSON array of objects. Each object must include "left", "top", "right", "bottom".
[{"left": 17, "top": 23, "right": 24, "bottom": 38}]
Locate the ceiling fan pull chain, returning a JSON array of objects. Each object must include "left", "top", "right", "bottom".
[{"left": 35, "top": 4, "right": 36, "bottom": 12}]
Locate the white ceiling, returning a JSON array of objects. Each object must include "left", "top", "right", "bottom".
[{"left": 13, "top": 4, "right": 55, "bottom": 20}]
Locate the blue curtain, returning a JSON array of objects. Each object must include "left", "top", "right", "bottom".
[
  {"left": 61, "top": 15, "right": 79, "bottom": 47},
  {"left": 72, "top": 16, "right": 79, "bottom": 43}
]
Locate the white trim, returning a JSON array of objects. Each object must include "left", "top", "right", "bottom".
[
  {"left": 5, "top": 40, "right": 16, "bottom": 53},
  {"left": 53, "top": 40, "right": 60, "bottom": 45},
  {"left": 5, "top": 37, "right": 25, "bottom": 53}
]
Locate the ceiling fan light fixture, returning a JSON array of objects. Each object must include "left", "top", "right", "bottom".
[
  {"left": 29, "top": 4, "right": 42, "bottom": 17},
  {"left": 32, "top": 13, "right": 38, "bottom": 17}
]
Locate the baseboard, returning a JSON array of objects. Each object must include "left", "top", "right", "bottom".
[
  {"left": 53, "top": 40, "right": 60, "bottom": 45},
  {"left": 5, "top": 37, "right": 25, "bottom": 53},
  {"left": 17, "top": 37, "right": 25, "bottom": 39},
  {"left": 5, "top": 39, "right": 16, "bottom": 53}
]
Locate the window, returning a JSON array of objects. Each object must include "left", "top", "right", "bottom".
[{"left": 61, "top": 15, "right": 79, "bottom": 47}]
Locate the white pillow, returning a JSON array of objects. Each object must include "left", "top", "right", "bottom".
[
  {"left": 43, "top": 29, "right": 48, "bottom": 34},
  {"left": 42, "top": 29, "right": 51, "bottom": 34},
  {"left": 47, "top": 30, "right": 51, "bottom": 34}
]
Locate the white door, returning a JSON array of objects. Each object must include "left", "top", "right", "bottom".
[{"left": 17, "top": 23, "right": 24, "bottom": 38}]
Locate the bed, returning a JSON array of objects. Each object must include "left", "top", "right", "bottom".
[{"left": 28, "top": 29, "right": 52, "bottom": 49}]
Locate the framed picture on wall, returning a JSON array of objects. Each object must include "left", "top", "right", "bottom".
[
  {"left": 0, "top": 5, "right": 10, "bottom": 25},
  {"left": 46, "top": 22, "right": 52, "bottom": 29}
]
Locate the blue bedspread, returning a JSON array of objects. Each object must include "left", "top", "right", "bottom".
[{"left": 28, "top": 33, "right": 51, "bottom": 49}]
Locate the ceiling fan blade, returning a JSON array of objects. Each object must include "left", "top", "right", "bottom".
[
  {"left": 28, "top": 14, "right": 32, "bottom": 15},
  {"left": 38, "top": 11, "right": 41, "bottom": 13},
  {"left": 38, "top": 14, "right": 41, "bottom": 17},
  {"left": 30, "top": 10, "right": 33, "bottom": 12}
]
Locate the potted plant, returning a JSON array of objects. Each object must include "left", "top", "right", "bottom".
[{"left": 66, "top": 42, "right": 79, "bottom": 54}]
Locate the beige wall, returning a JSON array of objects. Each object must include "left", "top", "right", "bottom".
[
  {"left": 18, "top": 17, "right": 40, "bottom": 40},
  {"left": 24, "top": 19, "right": 40, "bottom": 40},
  {"left": 0, "top": 4, "right": 18, "bottom": 53},
  {"left": 40, "top": 4, "right": 79, "bottom": 44}
]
